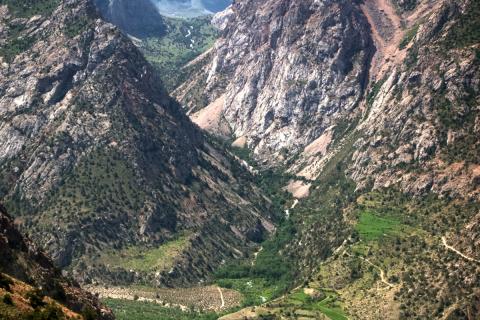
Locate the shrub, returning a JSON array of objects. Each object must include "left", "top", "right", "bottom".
[
  {"left": 3, "top": 293, "right": 14, "bottom": 305},
  {"left": 81, "top": 306, "right": 98, "bottom": 320},
  {"left": 0, "top": 274, "right": 13, "bottom": 291},
  {"left": 26, "top": 303, "right": 65, "bottom": 320},
  {"left": 27, "top": 289, "right": 46, "bottom": 309}
]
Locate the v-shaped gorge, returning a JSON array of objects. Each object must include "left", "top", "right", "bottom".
[
  {"left": 1, "top": 0, "right": 479, "bottom": 319},
  {"left": 0, "top": 0, "right": 276, "bottom": 290}
]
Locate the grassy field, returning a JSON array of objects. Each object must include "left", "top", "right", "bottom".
[
  {"left": 97, "top": 234, "right": 191, "bottom": 272},
  {"left": 104, "top": 298, "right": 218, "bottom": 320},
  {"left": 216, "top": 278, "right": 281, "bottom": 306},
  {"left": 355, "top": 211, "right": 402, "bottom": 241},
  {"left": 316, "top": 296, "right": 349, "bottom": 320},
  {"left": 284, "top": 289, "right": 349, "bottom": 320}
]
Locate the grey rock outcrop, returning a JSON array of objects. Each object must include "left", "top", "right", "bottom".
[
  {"left": 0, "top": 0, "right": 275, "bottom": 286},
  {"left": 175, "top": 0, "right": 373, "bottom": 164}
]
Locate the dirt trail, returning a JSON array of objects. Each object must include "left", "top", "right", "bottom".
[
  {"left": 361, "top": 256, "right": 395, "bottom": 288},
  {"left": 284, "top": 198, "right": 300, "bottom": 218},
  {"left": 441, "top": 236, "right": 480, "bottom": 263},
  {"left": 360, "top": 0, "right": 405, "bottom": 81},
  {"left": 291, "top": 199, "right": 299, "bottom": 209},
  {"left": 344, "top": 250, "right": 395, "bottom": 288},
  {"left": 217, "top": 287, "right": 225, "bottom": 308}
]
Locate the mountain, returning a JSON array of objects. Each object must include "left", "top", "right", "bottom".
[
  {"left": 1, "top": 0, "right": 479, "bottom": 318},
  {"left": 176, "top": 0, "right": 480, "bottom": 209},
  {"left": 0, "top": 0, "right": 276, "bottom": 289},
  {"left": 94, "top": 0, "right": 221, "bottom": 91},
  {"left": 0, "top": 204, "right": 113, "bottom": 319},
  {"left": 175, "top": 0, "right": 374, "bottom": 162},
  {"left": 176, "top": 0, "right": 480, "bottom": 318},
  {"left": 152, "top": 0, "right": 232, "bottom": 18},
  {"left": 94, "top": 0, "right": 167, "bottom": 38}
]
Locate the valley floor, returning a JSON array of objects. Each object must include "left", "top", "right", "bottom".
[{"left": 87, "top": 285, "right": 241, "bottom": 312}]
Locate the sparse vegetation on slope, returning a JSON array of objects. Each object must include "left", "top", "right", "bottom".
[
  {"left": 443, "top": 0, "right": 480, "bottom": 49},
  {"left": 140, "top": 16, "right": 218, "bottom": 91},
  {"left": 0, "top": 0, "right": 59, "bottom": 18},
  {"left": 399, "top": 24, "right": 419, "bottom": 49},
  {"left": 95, "top": 234, "right": 191, "bottom": 273},
  {"left": 104, "top": 298, "right": 218, "bottom": 320}
]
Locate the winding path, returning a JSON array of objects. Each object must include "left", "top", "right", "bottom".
[
  {"left": 441, "top": 236, "right": 480, "bottom": 263},
  {"left": 217, "top": 287, "right": 225, "bottom": 308},
  {"left": 343, "top": 250, "right": 395, "bottom": 288},
  {"left": 360, "top": 256, "right": 395, "bottom": 288}
]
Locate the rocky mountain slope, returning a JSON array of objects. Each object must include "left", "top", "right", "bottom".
[
  {"left": 0, "top": 203, "right": 113, "bottom": 319},
  {"left": 176, "top": 0, "right": 480, "bottom": 318},
  {"left": 350, "top": 0, "right": 480, "bottom": 199},
  {"left": 176, "top": 0, "right": 479, "bottom": 200},
  {"left": 95, "top": 0, "right": 220, "bottom": 91},
  {"left": 0, "top": 0, "right": 276, "bottom": 288},
  {"left": 175, "top": 0, "right": 374, "bottom": 164},
  {"left": 1, "top": 0, "right": 478, "bottom": 318}
]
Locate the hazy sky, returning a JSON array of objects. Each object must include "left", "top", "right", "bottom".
[{"left": 152, "top": 0, "right": 231, "bottom": 17}]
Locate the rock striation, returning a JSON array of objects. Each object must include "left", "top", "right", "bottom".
[
  {"left": 0, "top": 0, "right": 275, "bottom": 287},
  {"left": 175, "top": 0, "right": 374, "bottom": 164}
]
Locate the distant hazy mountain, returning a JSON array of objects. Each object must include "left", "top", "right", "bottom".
[
  {"left": 95, "top": 0, "right": 167, "bottom": 38},
  {"left": 152, "top": 0, "right": 232, "bottom": 18}
]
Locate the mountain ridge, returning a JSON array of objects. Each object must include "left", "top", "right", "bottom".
[
  {"left": 0, "top": 0, "right": 276, "bottom": 289},
  {"left": 1, "top": 0, "right": 479, "bottom": 318}
]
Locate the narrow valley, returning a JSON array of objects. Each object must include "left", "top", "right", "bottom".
[{"left": 0, "top": 0, "right": 479, "bottom": 319}]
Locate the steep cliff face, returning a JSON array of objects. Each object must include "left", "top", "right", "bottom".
[
  {"left": 350, "top": 0, "right": 480, "bottom": 200},
  {"left": 0, "top": 0, "right": 275, "bottom": 287},
  {"left": 177, "top": 0, "right": 479, "bottom": 200},
  {"left": 175, "top": 0, "right": 373, "bottom": 164},
  {"left": 0, "top": 204, "right": 113, "bottom": 319},
  {"left": 178, "top": 0, "right": 479, "bottom": 318}
]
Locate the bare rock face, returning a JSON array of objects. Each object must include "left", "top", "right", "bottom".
[
  {"left": 0, "top": 0, "right": 275, "bottom": 286},
  {"left": 350, "top": 0, "right": 480, "bottom": 200},
  {"left": 178, "top": 0, "right": 479, "bottom": 201},
  {"left": 175, "top": 0, "right": 373, "bottom": 164}
]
